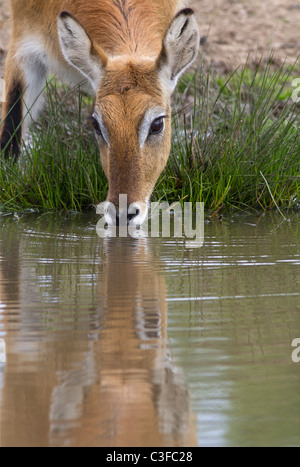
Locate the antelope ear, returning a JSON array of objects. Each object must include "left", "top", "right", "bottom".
[
  {"left": 158, "top": 9, "right": 200, "bottom": 92},
  {"left": 57, "top": 11, "right": 107, "bottom": 91}
]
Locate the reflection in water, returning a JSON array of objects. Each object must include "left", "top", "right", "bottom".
[
  {"left": 0, "top": 216, "right": 195, "bottom": 447},
  {"left": 164, "top": 214, "right": 300, "bottom": 447},
  {"left": 0, "top": 213, "right": 300, "bottom": 447}
]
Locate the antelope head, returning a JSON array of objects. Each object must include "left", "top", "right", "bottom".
[{"left": 58, "top": 9, "right": 199, "bottom": 225}]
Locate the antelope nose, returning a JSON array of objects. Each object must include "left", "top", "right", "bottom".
[
  {"left": 116, "top": 207, "right": 141, "bottom": 226},
  {"left": 127, "top": 210, "right": 141, "bottom": 223}
]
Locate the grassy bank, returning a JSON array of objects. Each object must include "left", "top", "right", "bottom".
[{"left": 0, "top": 58, "right": 300, "bottom": 214}]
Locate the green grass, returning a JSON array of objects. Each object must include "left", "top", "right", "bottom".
[{"left": 0, "top": 58, "right": 300, "bottom": 214}]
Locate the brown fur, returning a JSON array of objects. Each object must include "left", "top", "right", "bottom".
[
  {"left": 9, "top": 0, "right": 184, "bottom": 54},
  {"left": 6, "top": 0, "right": 185, "bottom": 73},
  {"left": 97, "top": 58, "right": 171, "bottom": 206},
  {"left": 1, "top": 0, "right": 199, "bottom": 220}
]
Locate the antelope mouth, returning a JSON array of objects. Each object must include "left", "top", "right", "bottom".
[{"left": 98, "top": 198, "right": 149, "bottom": 227}]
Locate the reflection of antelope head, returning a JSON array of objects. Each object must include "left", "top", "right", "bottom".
[
  {"left": 1, "top": 0, "right": 199, "bottom": 224},
  {"left": 0, "top": 220, "right": 196, "bottom": 447},
  {"left": 50, "top": 237, "right": 196, "bottom": 447}
]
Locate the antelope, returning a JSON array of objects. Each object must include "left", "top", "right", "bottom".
[{"left": 0, "top": 0, "right": 200, "bottom": 225}]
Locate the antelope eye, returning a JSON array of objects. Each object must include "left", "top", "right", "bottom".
[
  {"left": 149, "top": 117, "right": 165, "bottom": 136},
  {"left": 88, "top": 116, "right": 102, "bottom": 136}
]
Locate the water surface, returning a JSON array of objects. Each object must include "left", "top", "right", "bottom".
[{"left": 0, "top": 212, "right": 299, "bottom": 447}]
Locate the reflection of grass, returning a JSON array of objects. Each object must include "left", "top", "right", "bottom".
[{"left": 0, "top": 58, "right": 300, "bottom": 213}]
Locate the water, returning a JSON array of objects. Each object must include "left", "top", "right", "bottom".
[{"left": 0, "top": 212, "right": 299, "bottom": 447}]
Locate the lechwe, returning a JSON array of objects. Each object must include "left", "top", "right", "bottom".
[{"left": 0, "top": 0, "right": 199, "bottom": 224}]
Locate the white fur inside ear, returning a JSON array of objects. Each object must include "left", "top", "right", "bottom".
[
  {"left": 57, "top": 13, "right": 102, "bottom": 91},
  {"left": 159, "top": 10, "right": 200, "bottom": 92}
]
